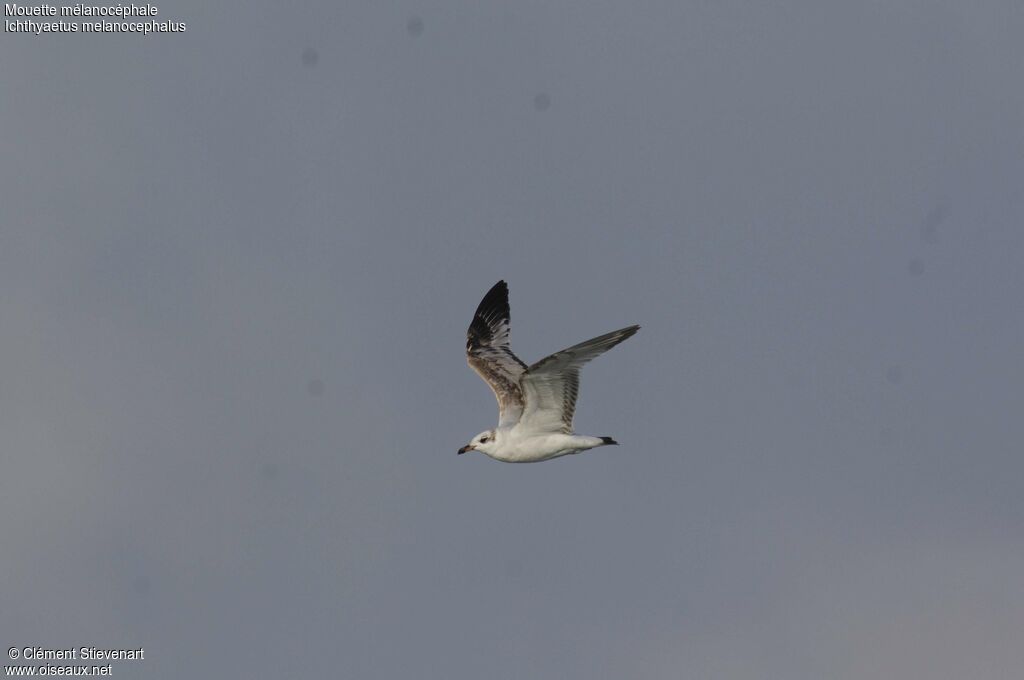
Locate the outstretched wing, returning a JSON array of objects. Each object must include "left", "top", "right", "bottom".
[
  {"left": 466, "top": 281, "right": 528, "bottom": 427},
  {"left": 518, "top": 325, "right": 640, "bottom": 434}
]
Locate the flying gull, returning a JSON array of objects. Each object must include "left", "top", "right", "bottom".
[{"left": 458, "top": 281, "right": 640, "bottom": 463}]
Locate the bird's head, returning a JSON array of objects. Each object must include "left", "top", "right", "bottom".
[{"left": 458, "top": 429, "right": 498, "bottom": 456}]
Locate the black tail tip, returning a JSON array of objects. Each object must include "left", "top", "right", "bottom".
[{"left": 600, "top": 436, "right": 619, "bottom": 446}]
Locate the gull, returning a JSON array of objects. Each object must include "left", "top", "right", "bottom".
[{"left": 458, "top": 281, "right": 640, "bottom": 463}]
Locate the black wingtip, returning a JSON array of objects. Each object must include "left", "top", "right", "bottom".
[
  {"left": 467, "top": 281, "right": 511, "bottom": 351},
  {"left": 484, "top": 280, "right": 507, "bottom": 301},
  {"left": 476, "top": 281, "right": 508, "bottom": 314},
  {"left": 600, "top": 436, "right": 618, "bottom": 446}
]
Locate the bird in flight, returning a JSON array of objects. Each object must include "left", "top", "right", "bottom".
[{"left": 458, "top": 281, "right": 640, "bottom": 463}]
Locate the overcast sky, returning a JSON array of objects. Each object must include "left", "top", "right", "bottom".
[{"left": 2, "top": 1, "right": 1023, "bottom": 678}]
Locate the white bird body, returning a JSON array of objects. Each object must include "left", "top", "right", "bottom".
[
  {"left": 458, "top": 281, "right": 639, "bottom": 463},
  {"left": 476, "top": 431, "right": 610, "bottom": 463}
]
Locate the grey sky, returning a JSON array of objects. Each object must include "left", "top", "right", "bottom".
[{"left": 2, "top": 1, "right": 1022, "bottom": 678}]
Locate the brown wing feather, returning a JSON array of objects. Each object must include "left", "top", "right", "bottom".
[{"left": 466, "top": 281, "right": 527, "bottom": 427}]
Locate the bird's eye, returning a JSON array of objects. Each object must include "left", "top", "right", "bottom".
[{"left": 480, "top": 436, "right": 489, "bottom": 443}]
